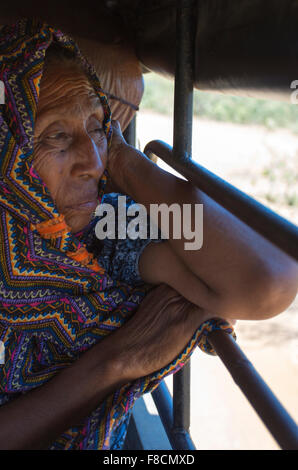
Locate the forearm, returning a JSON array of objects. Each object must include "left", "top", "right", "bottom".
[
  {"left": 109, "top": 142, "right": 298, "bottom": 318},
  {"left": 0, "top": 339, "right": 129, "bottom": 450},
  {"left": 111, "top": 143, "right": 293, "bottom": 277}
]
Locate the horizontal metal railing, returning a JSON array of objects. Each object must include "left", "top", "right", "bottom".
[
  {"left": 143, "top": 139, "right": 298, "bottom": 450},
  {"left": 208, "top": 330, "right": 298, "bottom": 450},
  {"left": 144, "top": 140, "right": 298, "bottom": 262}
]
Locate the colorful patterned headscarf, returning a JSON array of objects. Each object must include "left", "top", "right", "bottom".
[{"left": 0, "top": 18, "right": 235, "bottom": 449}]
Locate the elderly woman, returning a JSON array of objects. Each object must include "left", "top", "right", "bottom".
[{"left": 0, "top": 19, "right": 297, "bottom": 450}]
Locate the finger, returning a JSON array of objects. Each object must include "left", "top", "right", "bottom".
[
  {"left": 111, "top": 119, "right": 121, "bottom": 131},
  {"left": 143, "top": 284, "right": 181, "bottom": 307}
]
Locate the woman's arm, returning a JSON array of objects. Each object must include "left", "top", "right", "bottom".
[
  {"left": 0, "top": 335, "right": 128, "bottom": 450},
  {"left": 0, "top": 285, "right": 209, "bottom": 450},
  {"left": 108, "top": 121, "right": 298, "bottom": 321}
]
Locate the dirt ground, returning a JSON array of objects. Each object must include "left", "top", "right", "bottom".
[{"left": 136, "top": 111, "right": 298, "bottom": 450}]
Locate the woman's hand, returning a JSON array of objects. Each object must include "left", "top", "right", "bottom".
[
  {"left": 110, "top": 284, "right": 215, "bottom": 382},
  {"left": 110, "top": 119, "right": 127, "bottom": 150}
]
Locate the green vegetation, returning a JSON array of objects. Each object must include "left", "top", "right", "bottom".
[
  {"left": 261, "top": 151, "right": 298, "bottom": 207},
  {"left": 141, "top": 73, "right": 298, "bottom": 134}
]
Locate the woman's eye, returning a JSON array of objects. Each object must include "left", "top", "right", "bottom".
[{"left": 46, "top": 132, "right": 68, "bottom": 140}]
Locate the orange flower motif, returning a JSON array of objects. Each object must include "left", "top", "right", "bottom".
[
  {"left": 66, "top": 245, "right": 93, "bottom": 264},
  {"left": 31, "top": 214, "right": 71, "bottom": 239},
  {"left": 31, "top": 215, "right": 105, "bottom": 273},
  {"left": 66, "top": 245, "right": 105, "bottom": 273}
]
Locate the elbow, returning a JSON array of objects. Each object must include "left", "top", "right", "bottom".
[
  {"left": 217, "top": 261, "right": 298, "bottom": 321},
  {"left": 245, "top": 261, "right": 298, "bottom": 321}
]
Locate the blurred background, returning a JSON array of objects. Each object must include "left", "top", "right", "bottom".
[{"left": 135, "top": 73, "right": 298, "bottom": 450}]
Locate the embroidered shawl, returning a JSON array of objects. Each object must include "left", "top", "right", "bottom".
[{"left": 0, "top": 18, "right": 235, "bottom": 449}]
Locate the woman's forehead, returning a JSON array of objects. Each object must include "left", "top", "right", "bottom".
[
  {"left": 34, "top": 96, "right": 104, "bottom": 134},
  {"left": 37, "top": 65, "right": 105, "bottom": 121},
  {"left": 51, "top": 94, "right": 104, "bottom": 117}
]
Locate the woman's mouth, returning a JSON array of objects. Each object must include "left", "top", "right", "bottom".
[
  {"left": 77, "top": 200, "right": 98, "bottom": 209},
  {"left": 65, "top": 200, "right": 99, "bottom": 211}
]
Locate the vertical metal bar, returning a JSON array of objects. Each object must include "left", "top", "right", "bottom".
[
  {"left": 173, "top": 0, "right": 194, "bottom": 162},
  {"left": 173, "top": 363, "right": 192, "bottom": 436},
  {"left": 152, "top": 380, "right": 196, "bottom": 450},
  {"left": 173, "top": 0, "right": 195, "bottom": 436},
  {"left": 123, "top": 116, "right": 136, "bottom": 146}
]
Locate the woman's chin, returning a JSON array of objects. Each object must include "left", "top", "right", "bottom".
[{"left": 65, "top": 211, "right": 94, "bottom": 234}]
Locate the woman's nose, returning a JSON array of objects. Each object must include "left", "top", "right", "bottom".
[{"left": 70, "top": 133, "right": 105, "bottom": 180}]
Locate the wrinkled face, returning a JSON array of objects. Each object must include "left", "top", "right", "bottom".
[{"left": 33, "top": 62, "right": 108, "bottom": 233}]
